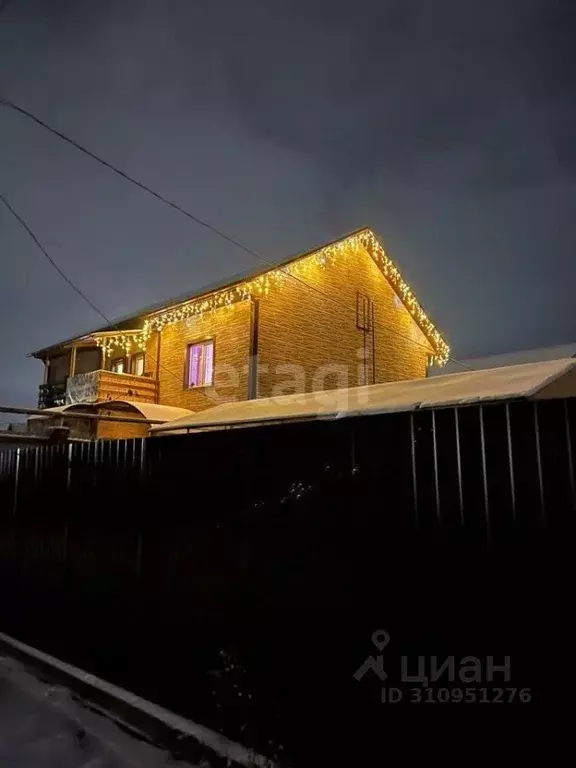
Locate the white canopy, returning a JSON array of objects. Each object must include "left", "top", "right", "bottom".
[
  {"left": 31, "top": 400, "right": 193, "bottom": 423},
  {"left": 97, "top": 400, "right": 193, "bottom": 422},
  {"left": 151, "top": 358, "right": 576, "bottom": 435}
]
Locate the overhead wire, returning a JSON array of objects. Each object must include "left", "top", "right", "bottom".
[
  {"left": 0, "top": 192, "right": 220, "bottom": 404},
  {"left": 0, "top": 93, "right": 468, "bottom": 370}
]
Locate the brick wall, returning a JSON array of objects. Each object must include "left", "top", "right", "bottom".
[
  {"left": 144, "top": 244, "right": 433, "bottom": 413},
  {"left": 96, "top": 407, "right": 150, "bottom": 440},
  {"left": 145, "top": 300, "right": 252, "bottom": 411},
  {"left": 257, "top": 242, "right": 432, "bottom": 398}
]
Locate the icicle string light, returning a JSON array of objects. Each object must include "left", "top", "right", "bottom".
[
  {"left": 140, "top": 270, "right": 285, "bottom": 340},
  {"left": 90, "top": 230, "right": 449, "bottom": 365},
  {"left": 357, "top": 230, "right": 450, "bottom": 365},
  {"left": 93, "top": 331, "right": 146, "bottom": 359}
]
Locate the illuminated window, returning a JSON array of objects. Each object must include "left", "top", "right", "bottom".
[
  {"left": 111, "top": 358, "right": 125, "bottom": 374},
  {"left": 186, "top": 340, "right": 214, "bottom": 388},
  {"left": 131, "top": 353, "right": 145, "bottom": 376}
]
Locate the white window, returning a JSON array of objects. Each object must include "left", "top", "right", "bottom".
[
  {"left": 186, "top": 340, "right": 214, "bottom": 388},
  {"left": 131, "top": 353, "right": 145, "bottom": 376}
]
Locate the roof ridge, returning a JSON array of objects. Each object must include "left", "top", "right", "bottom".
[{"left": 29, "top": 227, "right": 372, "bottom": 357}]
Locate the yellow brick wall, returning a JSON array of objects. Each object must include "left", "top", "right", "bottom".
[
  {"left": 257, "top": 242, "right": 432, "bottom": 398},
  {"left": 145, "top": 300, "right": 252, "bottom": 411},
  {"left": 96, "top": 407, "right": 149, "bottom": 440},
  {"left": 143, "top": 244, "right": 433, "bottom": 413}
]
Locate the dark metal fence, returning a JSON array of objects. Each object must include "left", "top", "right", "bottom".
[
  {"left": 1, "top": 397, "right": 575, "bottom": 534},
  {"left": 0, "top": 398, "right": 574, "bottom": 766},
  {"left": 1, "top": 395, "right": 574, "bottom": 626}
]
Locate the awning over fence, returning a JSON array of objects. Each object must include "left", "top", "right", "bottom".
[
  {"left": 31, "top": 401, "right": 193, "bottom": 423},
  {"left": 151, "top": 358, "right": 576, "bottom": 435},
  {"left": 99, "top": 401, "right": 193, "bottom": 422}
]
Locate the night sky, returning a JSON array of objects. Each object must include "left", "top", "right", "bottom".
[{"left": 1, "top": 0, "right": 575, "bottom": 407}]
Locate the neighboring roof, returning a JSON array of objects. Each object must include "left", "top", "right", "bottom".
[
  {"left": 28, "top": 405, "right": 71, "bottom": 420},
  {"left": 151, "top": 358, "right": 576, "bottom": 435},
  {"left": 432, "top": 342, "right": 576, "bottom": 376},
  {"left": 31, "top": 401, "right": 193, "bottom": 423},
  {"left": 97, "top": 400, "right": 193, "bottom": 422},
  {"left": 30, "top": 227, "right": 447, "bottom": 360}
]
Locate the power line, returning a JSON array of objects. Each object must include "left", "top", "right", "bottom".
[
  {"left": 0, "top": 94, "right": 353, "bottom": 321},
  {"left": 0, "top": 192, "right": 112, "bottom": 325},
  {"left": 0, "top": 94, "right": 468, "bottom": 370},
  {"left": 0, "top": 95, "right": 268, "bottom": 263},
  {"left": 0, "top": 95, "right": 460, "bottom": 364},
  {"left": 0, "top": 192, "right": 219, "bottom": 403},
  {"left": 0, "top": 94, "right": 463, "bottom": 367}
]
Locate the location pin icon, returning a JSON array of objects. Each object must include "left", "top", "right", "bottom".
[{"left": 372, "top": 630, "right": 390, "bottom": 651}]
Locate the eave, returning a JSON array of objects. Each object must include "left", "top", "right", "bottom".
[{"left": 28, "top": 228, "right": 449, "bottom": 364}]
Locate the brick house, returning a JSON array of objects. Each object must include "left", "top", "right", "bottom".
[{"left": 30, "top": 228, "right": 449, "bottom": 438}]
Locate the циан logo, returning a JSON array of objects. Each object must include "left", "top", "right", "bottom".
[
  {"left": 353, "top": 629, "right": 531, "bottom": 705},
  {"left": 353, "top": 630, "right": 390, "bottom": 682}
]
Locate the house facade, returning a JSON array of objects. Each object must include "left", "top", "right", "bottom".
[{"left": 31, "top": 228, "right": 449, "bottom": 437}]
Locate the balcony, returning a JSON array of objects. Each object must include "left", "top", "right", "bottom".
[{"left": 38, "top": 370, "right": 158, "bottom": 409}]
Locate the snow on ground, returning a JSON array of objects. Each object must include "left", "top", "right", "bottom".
[{"left": 0, "top": 655, "right": 198, "bottom": 768}]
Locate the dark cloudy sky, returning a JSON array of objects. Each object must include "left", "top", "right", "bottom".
[{"left": 1, "top": 0, "right": 575, "bottom": 406}]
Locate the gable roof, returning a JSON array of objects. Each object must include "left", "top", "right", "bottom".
[
  {"left": 30, "top": 228, "right": 449, "bottom": 362},
  {"left": 151, "top": 358, "right": 576, "bottom": 435}
]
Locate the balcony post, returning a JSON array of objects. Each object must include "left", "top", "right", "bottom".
[
  {"left": 69, "top": 347, "right": 77, "bottom": 378},
  {"left": 43, "top": 358, "right": 50, "bottom": 384}
]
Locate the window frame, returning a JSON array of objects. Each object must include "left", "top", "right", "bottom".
[
  {"left": 110, "top": 357, "right": 127, "bottom": 374},
  {"left": 131, "top": 352, "right": 145, "bottom": 376},
  {"left": 184, "top": 338, "right": 215, "bottom": 389}
]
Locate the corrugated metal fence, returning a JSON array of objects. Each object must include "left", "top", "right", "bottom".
[
  {"left": 1, "top": 397, "right": 575, "bottom": 766},
  {"left": 1, "top": 398, "right": 575, "bottom": 538}
]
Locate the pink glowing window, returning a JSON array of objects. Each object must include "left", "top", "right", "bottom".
[{"left": 186, "top": 340, "right": 214, "bottom": 388}]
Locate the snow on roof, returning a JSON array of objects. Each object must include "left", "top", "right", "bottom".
[
  {"left": 28, "top": 405, "right": 71, "bottom": 420},
  {"left": 430, "top": 342, "right": 576, "bottom": 375},
  {"left": 151, "top": 357, "right": 576, "bottom": 435},
  {"left": 32, "top": 401, "right": 193, "bottom": 423},
  {"left": 98, "top": 400, "right": 193, "bottom": 422}
]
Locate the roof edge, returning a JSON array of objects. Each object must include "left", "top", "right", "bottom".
[
  {"left": 29, "top": 226, "right": 450, "bottom": 359},
  {"left": 522, "top": 356, "right": 576, "bottom": 397},
  {"left": 28, "top": 227, "right": 372, "bottom": 358}
]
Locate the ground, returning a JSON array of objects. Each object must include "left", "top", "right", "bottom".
[{"left": 0, "top": 656, "right": 196, "bottom": 768}]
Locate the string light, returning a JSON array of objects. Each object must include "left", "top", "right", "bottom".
[
  {"left": 357, "top": 230, "right": 450, "bottom": 365},
  {"left": 89, "top": 230, "right": 449, "bottom": 365},
  {"left": 93, "top": 331, "right": 146, "bottom": 359}
]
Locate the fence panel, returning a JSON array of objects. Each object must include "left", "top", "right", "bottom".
[{"left": 0, "top": 399, "right": 575, "bottom": 601}]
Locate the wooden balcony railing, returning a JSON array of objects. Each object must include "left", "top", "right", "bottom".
[
  {"left": 90, "top": 370, "right": 158, "bottom": 404},
  {"left": 39, "top": 370, "right": 158, "bottom": 409}
]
